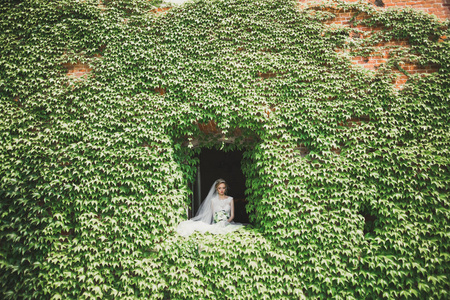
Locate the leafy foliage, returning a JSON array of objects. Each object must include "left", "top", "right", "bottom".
[{"left": 0, "top": 0, "right": 449, "bottom": 298}]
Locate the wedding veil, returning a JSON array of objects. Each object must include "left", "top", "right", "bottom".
[
  {"left": 177, "top": 179, "right": 244, "bottom": 237},
  {"left": 190, "top": 179, "right": 220, "bottom": 225}
]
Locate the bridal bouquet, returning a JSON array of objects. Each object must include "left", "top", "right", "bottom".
[{"left": 214, "top": 210, "right": 229, "bottom": 223}]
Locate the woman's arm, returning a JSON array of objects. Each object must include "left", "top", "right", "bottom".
[{"left": 228, "top": 198, "right": 234, "bottom": 223}]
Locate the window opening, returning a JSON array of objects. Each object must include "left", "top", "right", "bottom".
[
  {"left": 191, "top": 148, "right": 250, "bottom": 223},
  {"left": 359, "top": 204, "right": 377, "bottom": 236}
]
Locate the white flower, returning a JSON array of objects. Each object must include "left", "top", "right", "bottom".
[{"left": 214, "top": 210, "right": 229, "bottom": 223}]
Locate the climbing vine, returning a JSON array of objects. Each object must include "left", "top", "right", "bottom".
[{"left": 1, "top": 0, "right": 449, "bottom": 299}]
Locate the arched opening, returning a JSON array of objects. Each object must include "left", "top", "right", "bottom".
[{"left": 190, "top": 148, "right": 250, "bottom": 224}]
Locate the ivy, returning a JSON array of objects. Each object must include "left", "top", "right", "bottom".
[{"left": 1, "top": 0, "right": 449, "bottom": 298}]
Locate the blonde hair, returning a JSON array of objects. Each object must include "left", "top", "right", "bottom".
[{"left": 215, "top": 178, "right": 228, "bottom": 194}]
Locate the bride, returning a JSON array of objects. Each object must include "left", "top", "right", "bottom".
[{"left": 176, "top": 179, "right": 245, "bottom": 237}]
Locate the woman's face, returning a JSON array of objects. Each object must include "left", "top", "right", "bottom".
[{"left": 216, "top": 183, "right": 226, "bottom": 196}]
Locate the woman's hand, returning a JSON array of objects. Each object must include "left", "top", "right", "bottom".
[{"left": 227, "top": 199, "right": 235, "bottom": 223}]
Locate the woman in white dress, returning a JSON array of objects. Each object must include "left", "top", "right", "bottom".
[{"left": 176, "top": 179, "right": 244, "bottom": 237}]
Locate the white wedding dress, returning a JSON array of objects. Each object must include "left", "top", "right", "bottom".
[{"left": 176, "top": 181, "right": 245, "bottom": 237}]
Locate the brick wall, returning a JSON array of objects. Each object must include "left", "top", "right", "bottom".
[
  {"left": 380, "top": 0, "right": 449, "bottom": 20},
  {"left": 299, "top": 0, "right": 450, "bottom": 20},
  {"left": 300, "top": 0, "right": 449, "bottom": 88},
  {"left": 63, "top": 62, "right": 92, "bottom": 79},
  {"left": 64, "top": 0, "right": 449, "bottom": 89}
]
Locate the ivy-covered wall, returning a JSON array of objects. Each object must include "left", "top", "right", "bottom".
[
  {"left": 298, "top": 0, "right": 450, "bottom": 21},
  {"left": 1, "top": 0, "right": 449, "bottom": 299}
]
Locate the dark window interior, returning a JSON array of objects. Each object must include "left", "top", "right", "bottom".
[{"left": 192, "top": 148, "right": 250, "bottom": 223}]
